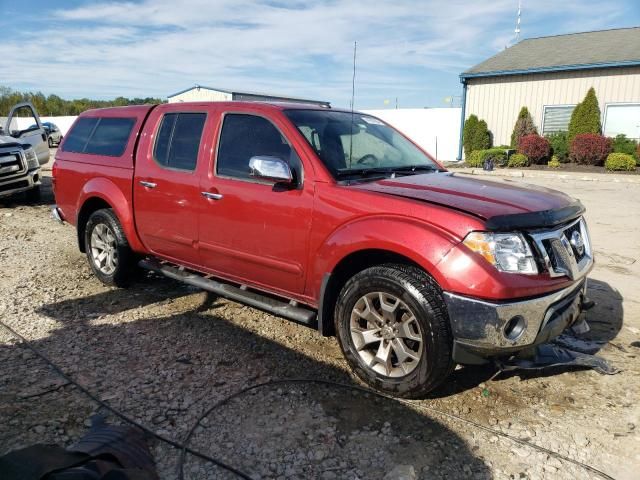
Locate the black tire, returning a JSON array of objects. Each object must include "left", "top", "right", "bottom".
[
  {"left": 84, "top": 208, "right": 135, "bottom": 287},
  {"left": 334, "top": 264, "right": 454, "bottom": 398},
  {"left": 48, "top": 137, "right": 53, "bottom": 147}
]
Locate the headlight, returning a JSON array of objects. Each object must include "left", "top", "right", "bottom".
[
  {"left": 24, "top": 147, "right": 39, "bottom": 169},
  {"left": 463, "top": 231, "right": 538, "bottom": 274}
]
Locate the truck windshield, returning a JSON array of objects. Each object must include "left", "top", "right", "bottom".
[{"left": 284, "top": 109, "right": 440, "bottom": 179}]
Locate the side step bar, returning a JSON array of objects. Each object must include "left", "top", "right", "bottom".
[{"left": 139, "top": 259, "right": 317, "bottom": 327}]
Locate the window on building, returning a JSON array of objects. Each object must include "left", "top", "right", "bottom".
[
  {"left": 154, "top": 113, "right": 206, "bottom": 171},
  {"left": 604, "top": 104, "right": 640, "bottom": 140},
  {"left": 542, "top": 105, "right": 576, "bottom": 135}
]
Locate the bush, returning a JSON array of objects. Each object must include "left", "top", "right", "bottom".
[
  {"left": 568, "top": 87, "right": 601, "bottom": 143},
  {"left": 611, "top": 134, "right": 638, "bottom": 157},
  {"left": 546, "top": 131, "right": 569, "bottom": 162},
  {"left": 637, "top": 144, "right": 640, "bottom": 165},
  {"left": 605, "top": 153, "right": 636, "bottom": 171},
  {"left": 518, "top": 134, "right": 550, "bottom": 164},
  {"left": 511, "top": 106, "right": 538, "bottom": 148},
  {"left": 548, "top": 156, "right": 561, "bottom": 168},
  {"left": 466, "top": 150, "right": 483, "bottom": 167},
  {"left": 467, "top": 148, "right": 507, "bottom": 168},
  {"left": 463, "top": 115, "right": 491, "bottom": 158},
  {"left": 508, "top": 153, "right": 529, "bottom": 168},
  {"left": 480, "top": 148, "right": 507, "bottom": 167},
  {"left": 570, "top": 133, "right": 612, "bottom": 165}
]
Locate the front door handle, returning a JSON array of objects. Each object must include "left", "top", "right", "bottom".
[
  {"left": 139, "top": 181, "right": 157, "bottom": 188},
  {"left": 201, "top": 191, "right": 223, "bottom": 200}
]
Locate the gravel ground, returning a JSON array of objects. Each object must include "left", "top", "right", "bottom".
[{"left": 1, "top": 156, "right": 638, "bottom": 479}]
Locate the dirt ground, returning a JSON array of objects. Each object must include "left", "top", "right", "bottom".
[{"left": 1, "top": 153, "right": 638, "bottom": 480}]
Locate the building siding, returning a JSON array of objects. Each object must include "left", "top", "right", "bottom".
[
  {"left": 465, "top": 66, "right": 640, "bottom": 147},
  {"left": 168, "top": 88, "right": 232, "bottom": 103}
]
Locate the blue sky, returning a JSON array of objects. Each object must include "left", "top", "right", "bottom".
[{"left": 1, "top": 0, "right": 639, "bottom": 109}]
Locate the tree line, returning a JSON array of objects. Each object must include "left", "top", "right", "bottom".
[{"left": 0, "top": 86, "right": 164, "bottom": 116}]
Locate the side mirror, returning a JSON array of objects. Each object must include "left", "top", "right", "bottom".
[{"left": 249, "top": 156, "right": 293, "bottom": 184}]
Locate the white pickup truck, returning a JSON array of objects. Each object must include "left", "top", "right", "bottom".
[{"left": 0, "top": 102, "right": 49, "bottom": 199}]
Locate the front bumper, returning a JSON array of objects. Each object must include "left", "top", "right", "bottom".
[
  {"left": 444, "top": 280, "right": 587, "bottom": 364},
  {"left": 0, "top": 168, "right": 41, "bottom": 198}
]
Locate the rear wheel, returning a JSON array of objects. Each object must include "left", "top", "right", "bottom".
[
  {"left": 84, "top": 209, "right": 135, "bottom": 287},
  {"left": 335, "top": 264, "right": 453, "bottom": 398}
]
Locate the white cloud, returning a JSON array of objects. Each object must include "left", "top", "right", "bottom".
[{"left": 0, "top": 0, "right": 632, "bottom": 107}]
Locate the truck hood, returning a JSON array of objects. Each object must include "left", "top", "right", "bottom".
[
  {"left": 0, "top": 134, "right": 18, "bottom": 145},
  {"left": 351, "top": 172, "right": 584, "bottom": 230}
]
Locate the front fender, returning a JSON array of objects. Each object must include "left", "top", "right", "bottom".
[
  {"left": 310, "top": 215, "right": 459, "bottom": 297},
  {"left": 77, "top": 177, "right": 145, "bottom": 252}
]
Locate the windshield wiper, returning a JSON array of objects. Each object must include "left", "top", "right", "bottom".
[
  {"left": 390, "top": 165, "right": 440, "bottom": 174},
  {"left": 335, "top": 167, "right": 388, "bottom": 177},
  {"left": 335, "top": 164, "right": 439, "bottom": 179}
]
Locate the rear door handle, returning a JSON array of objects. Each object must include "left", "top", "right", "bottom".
[
  {"left": 201, "top": 191, "right": 223, "bottom": 200},
  {"left": 139, "top": 181, "right": 157, "bottom": 188}
]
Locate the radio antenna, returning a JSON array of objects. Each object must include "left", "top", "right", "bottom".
[{"left": 348, "top": 41, "right": 357, "bottom": 169}]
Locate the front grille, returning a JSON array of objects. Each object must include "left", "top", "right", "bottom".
[
  {"left": 0, "top": 148, "right": 26, "bottom": 180},
  {"left": 0, "top": 179, "right": 29, "bottom": 193},
  {"left": 563, "top": 221, "right": 586, "bottom": 262},
  {"left": 530, "top": 217, "right": 592, "bottom": 280}
]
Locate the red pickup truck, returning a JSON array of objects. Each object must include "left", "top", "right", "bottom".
[{"left": 52, "top": 102, "right": 593, "bottom": 397}]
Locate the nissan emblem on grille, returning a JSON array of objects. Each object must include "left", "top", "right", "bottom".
[{"left": 571, "top": 230, "right": 585, "bottom": 256}]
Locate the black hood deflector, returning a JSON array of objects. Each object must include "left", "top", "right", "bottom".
[{"left": 484, "top": 200, "right": 585, "bottom": 231}]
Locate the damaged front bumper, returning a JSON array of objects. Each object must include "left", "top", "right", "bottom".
[
  {"left": 0, "top": 168, "right": 41, "bottom": 198},
  {"left": 444, "top": 280, "right": 587, "bottom": 365}
]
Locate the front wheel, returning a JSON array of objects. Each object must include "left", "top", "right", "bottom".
[
  {"left": 84, "top": 208, "right": 135, "bottom": 287},
  {"left": 335, "top": 264, "right": 454, "bottom": 398}
]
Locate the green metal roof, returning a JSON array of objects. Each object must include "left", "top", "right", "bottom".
[{"left": 463, "top": 27, "right": 640, "bottom": 78}]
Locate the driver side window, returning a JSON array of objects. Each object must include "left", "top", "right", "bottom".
[
  {"left": 217, "top": 114, "right": 300, "bottom": 181},
  {"left": 7, "top": 105, "right": 40, "bottom": 136}
]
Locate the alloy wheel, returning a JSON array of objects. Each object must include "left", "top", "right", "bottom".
[
  {"left": 349, "top": 291, "right": 424, "bottom": 377},
  {"left": 90, "top": 223, "right": 118, "bottom": 275}
]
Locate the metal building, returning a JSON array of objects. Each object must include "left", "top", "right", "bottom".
[
  {"left": 167, "top": 85, "right": 330, "bottom": 107},
  {"left": 458, "top": 27, "right": 640, "bottom": 159}
]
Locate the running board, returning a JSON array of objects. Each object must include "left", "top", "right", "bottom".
[{"left": 139, "top": 259, "right": 317, "bottom": 327}]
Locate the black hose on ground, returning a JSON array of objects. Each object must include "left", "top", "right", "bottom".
[
  {"left": 0, "top": 321, "right": 253, "bottom": 480},
  {"left": 1, "top": 320, "right": 616, "bottom": 480}
]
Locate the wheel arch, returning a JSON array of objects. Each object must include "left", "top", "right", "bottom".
[
  {"left": 76, "top": 178, "right": 145, "bottom": 254},
  {"left": 312, "top": 217, "right": 458, "bottom": 337},
  {"left": 318, "top": 249, "right": 430, "bottom": 337},
  {"left": 77, "top": 197, "right": 112, "bottom": 252}
]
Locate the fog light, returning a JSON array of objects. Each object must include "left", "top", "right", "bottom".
[{"left": 503, "top": 315, "right": 526, "bottom": 341}]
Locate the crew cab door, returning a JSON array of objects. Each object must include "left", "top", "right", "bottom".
[
  {"left": 4, "top": 102, "right": 49, "bottom": 165},
  {"left": 198, "top": 110, "right": 314, "bottom": 295},
  {"left": 133, "top": 104, "right": 211, "bottom": 266}
]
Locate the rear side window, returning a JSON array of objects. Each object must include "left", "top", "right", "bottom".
[
  {"left": 85, "top": 118, "right": 135, "bottom": 156},
  {"left": 153, "top": 113, "right": 206, "bottom": 171},
  {"left": 62, "top": 117, "right": 135, "bottom": 157},
  {"left": 62, "top": 117, "right": 98, "bottom": 153}
]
